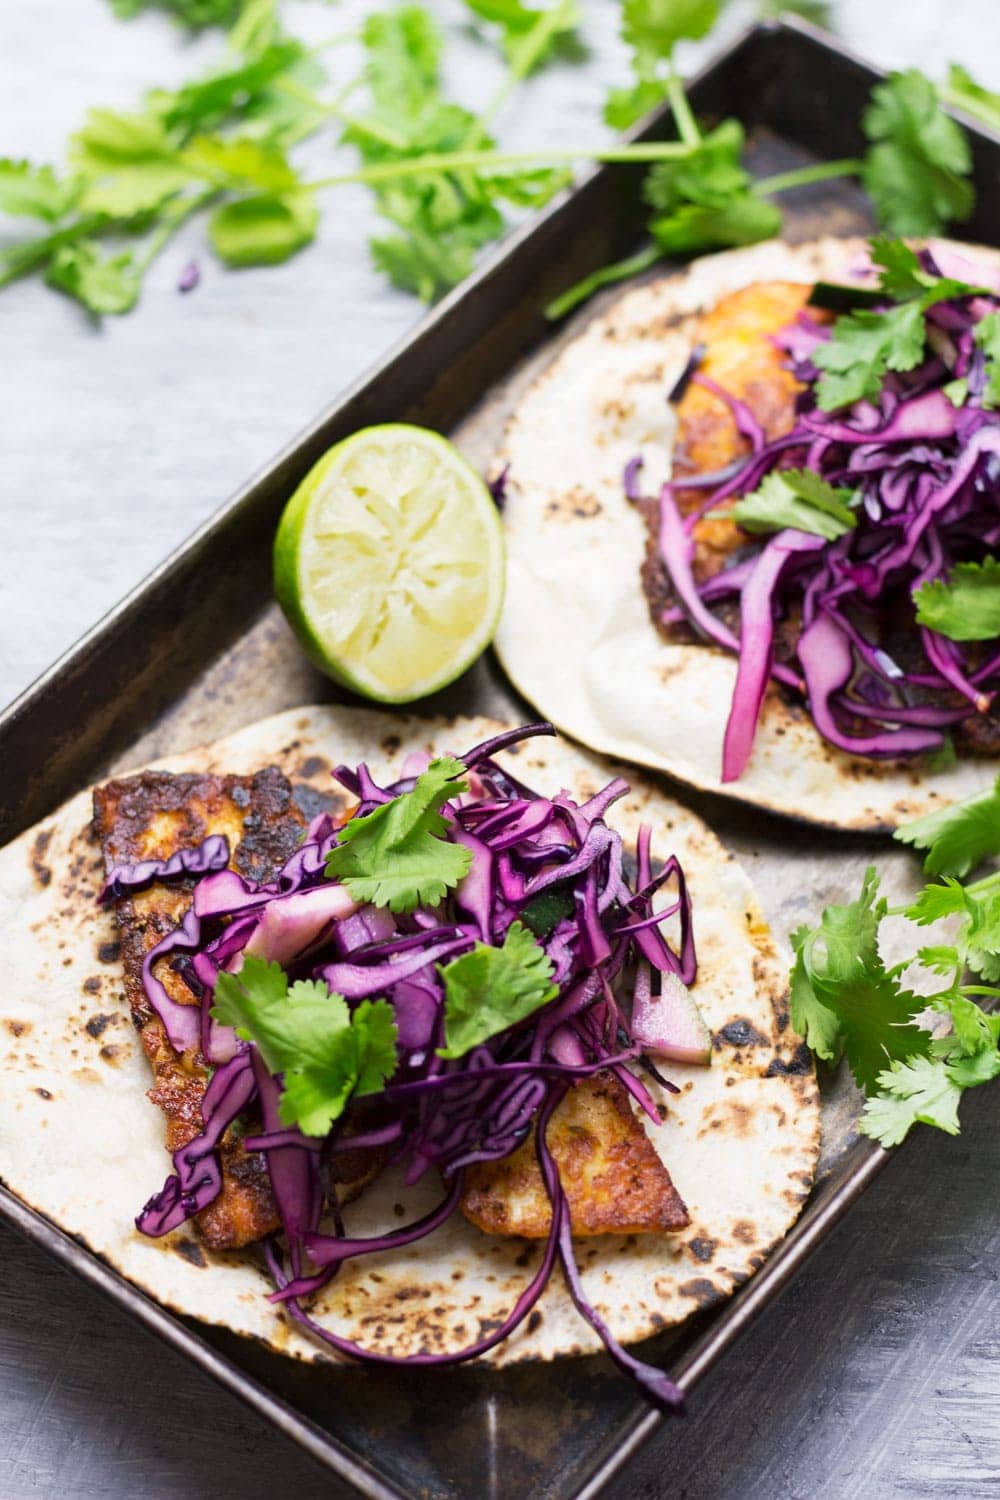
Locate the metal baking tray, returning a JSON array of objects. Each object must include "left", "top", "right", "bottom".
[{"left": 3, "top": 16, "right": 1000, "bottom": 1499}]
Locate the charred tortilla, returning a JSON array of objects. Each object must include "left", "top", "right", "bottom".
[
  {"left": 0, "top": 705, "right": 817, "bottom": 1366},
  {"left": 494, "top": 237, "right": 1000, "bottom": 829}
]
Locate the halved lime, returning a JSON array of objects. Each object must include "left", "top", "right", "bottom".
[{"left": 274, "top": 424, "right": 505, "bottom": 703}]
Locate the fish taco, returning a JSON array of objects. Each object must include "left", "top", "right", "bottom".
[
  {"left": 495, "top": 236, "right": 1000, "bottom": 829},
  {"left": 0, "top": 705, "right": 817, "bottom": 1399}
]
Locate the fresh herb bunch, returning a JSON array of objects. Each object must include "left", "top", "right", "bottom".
[
  {"left": 1, "top": 1, "right": 994, "bottom": 318},
  {"left": 792, "top": 780, "right": 1000, "bottom": 1147},
  {"left": 548, "top": 63, "right": 982, "bottom": 319}
]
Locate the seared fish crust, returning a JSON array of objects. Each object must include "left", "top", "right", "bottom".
[
  {"left": 461, "top": 1072, "right": 689, "bottom": 1238},
  {"left": 93, "top": 767, "right": 306, "bottom": 1250}
]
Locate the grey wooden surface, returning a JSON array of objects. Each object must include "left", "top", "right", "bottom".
[{"left": 2, "top": 2, "right": 1000, "bottom": 1497}]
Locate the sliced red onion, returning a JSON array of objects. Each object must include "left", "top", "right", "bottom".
[{"left": 723, "top": 532, "right": 824, "bottom": 782}]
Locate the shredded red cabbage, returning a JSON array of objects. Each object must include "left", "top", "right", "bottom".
[
  {"left": 634, "top": 256, "right": 1000, "bottom": 780},
  {"left": 127, "top": 724, "right": 700, "bottom": 1409},
  {"left": 99, "top": 833, "right": 230, "bottom": 903}
]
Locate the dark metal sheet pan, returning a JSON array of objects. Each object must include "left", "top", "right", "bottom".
[{"left": 3, "top": 17, "right": 999, "bottom": 1499}]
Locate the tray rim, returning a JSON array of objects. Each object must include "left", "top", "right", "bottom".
[{"left": 3, "top": 14, "right": 997, "bottom": 1499}]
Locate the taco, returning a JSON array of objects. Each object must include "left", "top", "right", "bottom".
[
  {"left": 494, "top": 236, "right": 1000, "bottom": 829},
  {"left": 0, "top": 705, "right": 817, "bottom": 1395}
]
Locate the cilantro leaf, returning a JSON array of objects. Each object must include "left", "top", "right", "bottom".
[
  {"left": 896, "top": 776, "right": 1000, "bottom": 878},
  {"left": 914, "top": 558, "right": 1000, "bottom": 643},
  {"left": 643, "top": 121, "right": 749, "bottom": 214},
  {"left": 959, "top": 887, "right": 1000, "bottom": 983},
  {"left": 908, "top": 876, "right": 1000, "bottom": 984},
  {"left": 604, "top": 79, "right": 672, "bottom": 132},
  {"left": 930, "top": 992, "right": 1000, "bottom": 1059},
  {"left": 109, "top": 0, "right": 240, "bottom": 27},
  {"left": 279, "top": 997, "right": 399, "bottom": 1136},
  {"left": 208, "top": 190, "right": 318, "bottom": 265},
  {"left": 789, "top": 932, "right": 842, "bottom": 1062},
  {"left": 904, "top": 876, "right": 969, "bottom": 925},
  {"left": 229, "top": 0, "right": 282, "bottom": 59},
  {"left": 621, "top": 0, "right": 720, "bottom": 63},
  {"left": 0, "top": 159, "right": 81, "bottom": 222},
  {"left": 859, "top": 1055, "right": 963, "bottom": 1146},
  {"left": 463, "top": 0, "right": 581, "bottom": 70},
  {"left": 868, "top": 235, "right": 932, "bottom": 299},
  {"left": 942, "top": 63, "right": 1000, "bottom": 134},
  {"left": 813, "top": 299, "right": 927, "bottom": 410},
  {"left": 215, "top": 962, "right": 342, "bottom": 1075},
  {"left": 158, "top": 41, "right": 305, "bottom": 136},
  {"left": 324, "top": 757, "right": 472, "bottom": 913},
  {"left": 71, "top": 107, "right": 196, "bottom": 218},
  {"left": 343, "top": 5, "right": 559, "bottom": 303},
  {"left": 862, "top": 69, "right": 974, "bottom": 235},
  {"left": 438, "top": 920, "right": 558, "bottom": 1059},
  {"left": 212, "top": 956, "right": 398, "bottom": 1137},
  {"left": 363, "top": 6, "right": 441, "bottom": 118},
  {"left": 789, "top": 868, "right": 931, "bottom": 1092},
  {"left": 973, "top": 312, "right": 1000, "bottom": 409},
  {"left": 728, "top": 469, "right": 858, "bottom": 541},
  {"left": 649, "top": 195, "right": 781, "bottom": 257},
  {"left": 182, "top": 135, "right": 300, "bottom": 193},
  {"left": 45, "top": 241, "right": 142, "bottom": 315},
  {"left": 605, "top": 0, "right": 719, "bottom": 129},
  {"left": 917, "top": 945, "right": 962, "bottom": 974},
  {"left": 641, "top": 120, "right": 782, "bottom": 256}
]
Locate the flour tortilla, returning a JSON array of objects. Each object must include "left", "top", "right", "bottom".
[
  {"left": 495, "top": 236, "right": 1000, "bottom": 831},
  {"left": 0, "top": 705, "right": 818, "bottom": 1365}
]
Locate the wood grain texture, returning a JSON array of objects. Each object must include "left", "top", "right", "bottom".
[{"left": 2, "top": 1, "right": 1000, "bottom": 1497}]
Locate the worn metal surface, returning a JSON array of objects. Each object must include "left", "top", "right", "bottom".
[{"left": 3, "top": 5, "right": 1000, "bottom": 1499}]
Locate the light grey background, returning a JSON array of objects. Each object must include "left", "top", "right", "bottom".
[{"left": 2, "top": 1, "right": 999, "bottom": 1496}]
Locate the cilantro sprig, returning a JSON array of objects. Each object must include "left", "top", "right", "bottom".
[
  {"left": 725, "top": 469, "right": 858, "bottom": 542},
  {"left": 548, "top": 62, "right": 981, "bottom": 321},
  {"left": 811, "top": 238, "right": 992, "bottom": 411},
  {"left": 437, "top": 919, "right": 558, "bottom": 1058},
  {"left": 5, "top": 5, "right": 990, "bottom": 320},
  {"left": 861, "top": 68, "right": 975, "bottom": 235},
  {"left": 914, "top": 558, "right": 1000, "bottom": 643},
  {"left": 793, "top": 782, "right": 1000, "bottom": 1148},
  {"left": 325, "top": 756, "right": 473, "bottom": 913},
  {"left": 212, "top": 956, "right": 398, "bottom": 1136}
]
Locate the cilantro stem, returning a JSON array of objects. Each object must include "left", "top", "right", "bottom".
[
  {"left": 666, "top": 67, "right": 701, "bottom": 148},
  {"left": 752, "top": 158, "right": 864, "bottom": 197},
  {"left": 474, "top": 8, "right": 572, "bottom": 140},
  {"left": 544, "top": 243, "right": 661, "bottom": 320},
  {"left": 310, "top": 30, "right": 361, "bottom": 54},
  {"left": 308, "top": 140, "right": 694, "bottom": 191},
  {"left": 135, "top": 187, "right": 218, "bottom": 272}
]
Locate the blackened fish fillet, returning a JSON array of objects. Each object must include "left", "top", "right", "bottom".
[{"left": 93, "top": 767, "right": 306, "bottom": 1250}]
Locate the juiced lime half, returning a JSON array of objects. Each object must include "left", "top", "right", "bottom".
[{"left": 274, "top": 424, "right": 505, "bottom": 702}]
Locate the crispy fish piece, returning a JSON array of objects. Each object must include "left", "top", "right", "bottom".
[
  {"left": 460, "top": 1073, "right": 689, "bottom": 1238},
  {"left": 641, "top": 280, "right": 826, "bottom": 611},
  {"left": 93, "top": 767, "right": 307, "bottom": 1251}
]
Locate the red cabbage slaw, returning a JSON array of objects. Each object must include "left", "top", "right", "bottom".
[
  {"left": 103, "top": 724, "right": 701, "bottom": 1411},
  {"left": 634, "top": 249, "right": 1000, "bottom": 782}
]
